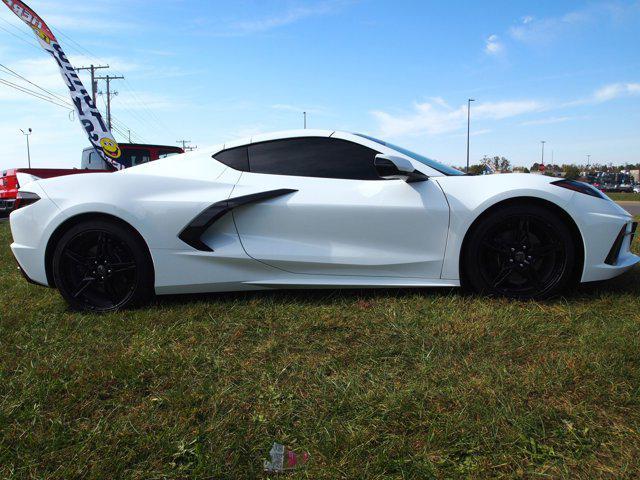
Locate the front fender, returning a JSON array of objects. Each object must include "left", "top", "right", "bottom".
[{"left": 436, "top": 174, "right": 575, "bottom": 280}]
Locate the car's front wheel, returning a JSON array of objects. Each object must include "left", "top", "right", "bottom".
[
  {"left": 52, "top": 219, "right": 154, "bottom": 312},
  {"left": 463, "top": 204, "right": 577, "bottom": 299}
]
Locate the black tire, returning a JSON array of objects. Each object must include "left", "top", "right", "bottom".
[
  {"left": 463, "top": 204, "right": 577, "bottom": 299},
  {"left": 52, "top": 219, "right": 154, "bottom": 312}
]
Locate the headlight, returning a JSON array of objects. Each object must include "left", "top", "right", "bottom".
[{"left": 551, "top": 179, "right": 607, "bottom": 199}]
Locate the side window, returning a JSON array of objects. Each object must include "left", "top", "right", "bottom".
[
  {"left": 248, "top": 138, "right": 381, "bottom": 180},
  {"left": 214, "top": 146, "right": 249, "bottom": 171}
]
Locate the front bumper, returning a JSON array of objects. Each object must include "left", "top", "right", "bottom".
[{"left": 570, "top": 193, "right": 640, "bottom": 282}]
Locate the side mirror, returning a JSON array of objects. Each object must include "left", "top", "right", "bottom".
[{"left": 374, "top": 154, "right": 429, "bottom": 183}]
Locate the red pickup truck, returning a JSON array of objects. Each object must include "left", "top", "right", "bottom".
[{"left": 0, "top": 143, "right": 183, "bottom": 217}]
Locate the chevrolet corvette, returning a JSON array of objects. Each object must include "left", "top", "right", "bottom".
[{"left": 9, "top": 130, "right": 639, "bottom": 311}]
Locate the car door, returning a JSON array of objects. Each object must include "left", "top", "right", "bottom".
[{"left": 228, "top": 136, "right": 450, "bottom": 279}]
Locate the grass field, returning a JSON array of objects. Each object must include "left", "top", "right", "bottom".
[
  {"left": 606, "top": 192, "right": 640, "bottom": 202},
  {"left": 1, "top": 221, "right": 640, "bottom": 479}
]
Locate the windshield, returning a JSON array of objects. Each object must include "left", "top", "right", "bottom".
[{"left": 355, "top": 134, "right": 465, "bottom": 176}]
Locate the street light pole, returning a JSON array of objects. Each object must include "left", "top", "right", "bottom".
[
  {"left": 303, "top": 111, "right": 307, "bottom": 129},
  {"left": 541, "top": 141, "right": 546, "bottom": 166},
  {"left": 20, "top": 128, "right": 32, "bottom": 168},
  {"left": 466, "top": 98, "right": 475, "bottom": 173}
]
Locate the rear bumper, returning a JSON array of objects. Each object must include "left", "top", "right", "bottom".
[
  {"left": 0, "top": 199, "right": 14, "bottom": 215},
  {"left": 9, "top": 183, "right": 63, "bottom": 287},
  {"left": 11, "top": 249, "right": 47, "bottom": 287}
]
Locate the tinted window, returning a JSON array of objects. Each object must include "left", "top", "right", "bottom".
[
  {"left": 248, "top": 137, "right": 381, "bottom": 180},
  {"left": 119, "top": 149, "right": 151, "bottom": 168},
  {"left": 355, "top": 133, "right": 465, "bottom": 176},
  {"left": 214, "top": 146, "right": 249, "bottom": 171}
]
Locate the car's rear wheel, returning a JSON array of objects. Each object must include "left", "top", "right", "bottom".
[
  {"left": 463, "top": 204, "right": 576, "bottom": 299},
  {"left": 52, "top": 219, "right": 154, "bottom": 312}
]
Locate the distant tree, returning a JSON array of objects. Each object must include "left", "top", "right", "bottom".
[
  {"left": 564, "top": 165, "right": 581, "bottom": 180},
  {"left": 468, "top": 164, "right": 486, "bottom": 175},
  {"left": 531, "top": 162, "right": 540, "bottom": 172},
  {"left": 499, "top": 157, "right": 512, "bottom": 172}
]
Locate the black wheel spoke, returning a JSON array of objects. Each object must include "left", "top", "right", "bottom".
[
  {"left": 517, "top": 218, "right": 532, "bottom": 245},
  {"left": 482, "top": 239, "right": 511, "bottom": 255},
  {"left": 72, "top": 277, "right": 95, "bottom": 298},
  {"left": 110, "top": 262, "right": 136, "bottom": 274},
  {"left": 529, "top": 243, "right": 561, "bottom": 257},
  {"left": 103, "top": 279, "right": 120, "bottom": 303},
  {"left": 492, "top": 265, "right": 515, "bottom": 288},
  {"left": 97, "top": 233, "right": 108, "bottom": 259},
  {"left": 524, "top": 267, "right": 542, "bottom": 288},
  {"left": 64, "top": 250, "right": 93, "bottom": 267}
]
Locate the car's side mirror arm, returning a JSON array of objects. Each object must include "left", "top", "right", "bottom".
[{"left": 374, "top": 154, "right": 429, "bottom": 183}]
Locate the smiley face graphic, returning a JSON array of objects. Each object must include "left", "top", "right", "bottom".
[
  {"left": 31, "top": 26, "right": 52, "bottom": 44},
  {"left": 100, "top": 137, "right": 122, "bottom": 159}
]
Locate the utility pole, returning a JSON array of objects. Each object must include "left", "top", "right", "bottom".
[
  {"left": 128, "top": 129, "right": 132, "bottom": 143},
  {"left": 20, "top": 128, "right": 32, "bottom": 168},
  {"left": 586, "top": 154, "right": 591, "bottom": 170},
  {"left": 303, "top": 111, "right": 307, "bottom": 129},
  {"left": 466, "top": 99, "right": 475, "bottom": 173},
  {"left": 75, "top": 64, "right": 109, "bottom": 106},
  {"left": 541, "top": 141, "right": 546, "bottom": 166},
  {"left": 177, "top": 140, "right": 197, "bottom": 152},
  {"left": 96, "top": 74, "right": 124, "bottom": 131}
]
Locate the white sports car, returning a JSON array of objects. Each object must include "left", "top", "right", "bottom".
[{"left": 9, "top": 130, "right": 639, "bottom": 312}]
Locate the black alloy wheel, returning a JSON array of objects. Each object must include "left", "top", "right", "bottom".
[
  {"left": 464, "top": 204, "right": 576, "bottom": 299},
  {"left": 53, "top": 219, "right": 153, "bottom": 312}
]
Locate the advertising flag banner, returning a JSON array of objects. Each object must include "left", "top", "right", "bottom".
[{"left": 2, "top": 0, "right": 124, "bottom": 169}]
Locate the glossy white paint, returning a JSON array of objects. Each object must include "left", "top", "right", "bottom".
[{"left": 9, "top": 129, "right": 639, "bottom": 295}]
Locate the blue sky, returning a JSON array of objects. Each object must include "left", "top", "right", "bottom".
[{"left": 0, "top": 0, "right": 639, "bottom": 171}]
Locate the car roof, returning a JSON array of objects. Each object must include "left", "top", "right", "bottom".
[{"left": 222, "top": 129, "right": 336, "bottom": 149}]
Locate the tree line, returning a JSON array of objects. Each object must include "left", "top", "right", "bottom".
[{"left": 461, "top": 157, "right": 640, "bottom": 180}]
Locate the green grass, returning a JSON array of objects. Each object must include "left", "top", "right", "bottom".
[
  {"left": 1, "top": 220, "right": 640, "bottom": 479},
  {"left": 606, "top": 192, "right": 640, "bottom": 202}
]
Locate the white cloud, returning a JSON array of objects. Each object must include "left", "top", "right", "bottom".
[
  {"left": 519, "top": 116, "right": 574, "bottom": 126},
  {"left": 214, "top": 0, "right": 355, "bottom": 36},
  {"left": 563, "top": 82, "right": 640, "bottom": 107},
  {"left": 372, "top": 99, "right": 544, "bottom": 138},
  {"left": 372, "top": 80, "right": 640, "bottom": 139},
  {"left": 509, "top": 2, "right": 640, "bottom": 45},
  {"left": 593, "top": 83, "right": 640, "bottom": 102},
  {"left": 485, "top": 34, "right": 504, "bottom": 55}
]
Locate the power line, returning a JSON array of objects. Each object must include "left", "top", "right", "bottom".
[
  {"left": 0, "top": 22, "right": 41, "bottom": 52},
  {"left": 0, "top": 62, "right": 72, "bottom": 106},
  {"left": 0, "top": 77, "right": 73, "bottom": 111},
  {"left": 2, "top": 21, "right": 173, "bottom": 144},
  {"left": 48, "top": 25, "right": 178, "bottom": 139}
]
